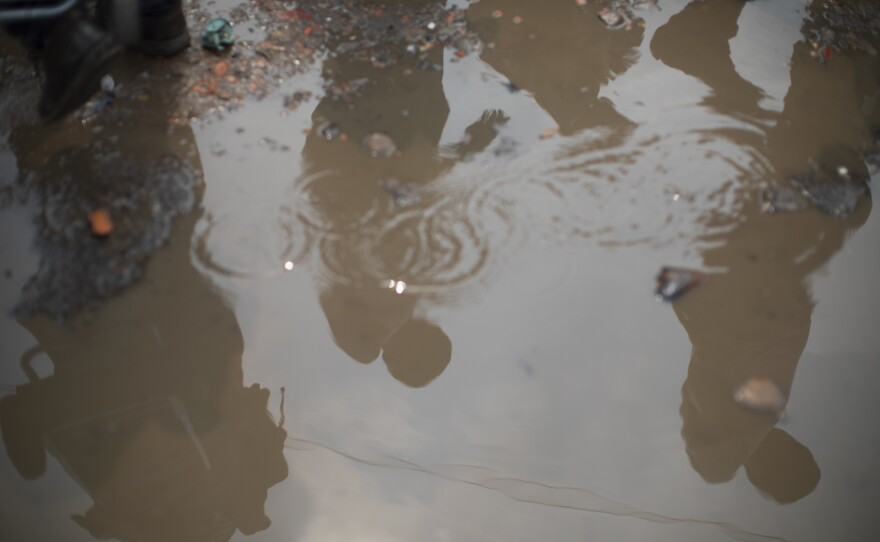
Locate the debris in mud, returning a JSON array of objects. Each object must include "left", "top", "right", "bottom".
[
  {"left": 380, "top": 179, "right": 421, "bottom": 207},
  {"left": 734, "top": 377, "right": 786, "bottom": 416},
  {"left": 317, "top": 121, "right": 342, "bottom": 141},
  {"left": 588, "top": 0, "right": 657, "bottom": 31},
  {"left": 761, "top": 185, "right": 810, "bottom": 214},
  {"left": 654, "top": 266, "right": 705, "bottom": 302},
  {"left": 762, "top": 146, "right": 870, "bottom": 219},
  {"left": 790, "top": 172, "right": 868, "bottom": 219},
  {"left": 87, "top": 208, "right": 114, "bottom": 237},
  {"left": 597, "top": 7, "right": 630, "bottom": 30},
  {"left": 805, "top": 0, "right": 880, "bottom": 60},
  {"left": 78, "top": 75, "right": 116, "bottom": 124},
  {"left": 201, "top": 18, "right": 236, "bottom": 52},
  {"left": 362, "top": 133, "right": 398, "bottom": 157},
  {"left": 539, "top": 127, "right": 559, "bottom": 140},
  {"left": 283, "top": 91, "right": 312, "bottom": 110},
  {"left": 14, "top": 149, "right": 198, "bottom": 322}
]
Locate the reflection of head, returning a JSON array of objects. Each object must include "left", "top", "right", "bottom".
[
  {"left": 382, "top": 318, "right": 452, "bottom": 388},
  {"left": 744, "top": 428, "right": 820, "bottom": 504}
]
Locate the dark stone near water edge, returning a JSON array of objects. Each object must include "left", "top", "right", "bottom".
[
  {"left": 761, "top": 184, "right": 809, "bottom": 214},
  {"left": 790, "top": 173, "right": 868, "bottom": 219},
  {"left": 654, "top": 266, "right": 705, "bottom": 302}
]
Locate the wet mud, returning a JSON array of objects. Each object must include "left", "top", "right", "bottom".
[{"left": 2, "top": 1, "right": 880, "bottom": 542}]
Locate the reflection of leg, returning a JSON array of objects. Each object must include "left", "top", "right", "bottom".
[
  {"left": 0, "top": 393, "right": 46, "bottom": 480},
  {"left": 651, "top": 0, "right": 765, "bottom": 118}
]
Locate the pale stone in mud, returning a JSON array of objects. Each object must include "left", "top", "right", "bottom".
[
  {"left": 362, "top": 133, "right": 398, "bottom": 157},
  {"left": 734, "top": 378, "right": 786, "bottom": 416}
]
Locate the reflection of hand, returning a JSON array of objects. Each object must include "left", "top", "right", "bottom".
[{"left": 447, "top": 109, "right": 509, "bottom": 160}]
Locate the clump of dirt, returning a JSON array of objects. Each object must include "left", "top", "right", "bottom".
[
  {"left": 13, "top": 147, "right": 199, "bottom": 321},
  {"left": 804, "top": 0, "right": 880, "bottom": 59}
]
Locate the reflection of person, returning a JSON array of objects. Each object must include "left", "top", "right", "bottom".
[
  {"left": 654, "top": 0, "right": 875, "bottom": 503},
  {"left": 468, "top": 0, "right": 644, "bottom": 135},
  {"left": 0, "top": 103, "right": 288, "bottom": 540},
  {"left": 300, "top": 1, "right": 502, "bottom": 387}
]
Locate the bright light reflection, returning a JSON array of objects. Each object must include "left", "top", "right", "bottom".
[{"left": 284, "top": 261, "right": 295, "bottom": 271}]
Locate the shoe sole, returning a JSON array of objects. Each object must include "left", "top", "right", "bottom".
[{"left": 38, "top": 36, "right": 123, "bottom": 123}]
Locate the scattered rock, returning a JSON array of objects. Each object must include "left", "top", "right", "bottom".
[
  {"left": 380, "top": 179, "right": 421, "bottom": 207},
  {"left": 362, "top": 133, "right": 398, "bottom": 157},
  {"left": 317, "top": 121, "right": 342, "bottom": 141},
  {"left": 654, "top": 266, "right": 705, "bottom": 302},
  {"left": 761, "top": 184, "right": 809, "bottom": 214},
  {"left": 790, "top": 173, "right": 868, "bottom": 219}
]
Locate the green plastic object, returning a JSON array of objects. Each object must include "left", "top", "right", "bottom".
[{"left": 201, "top": 18, "right": 235, "bottom": 51}]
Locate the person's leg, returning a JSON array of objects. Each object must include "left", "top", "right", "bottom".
[
  {"left": 8, "top": 6, "right": 121, "bottom": 122},
  {"left": 98, "top": 0, "right": 189, "bottom": 56}
]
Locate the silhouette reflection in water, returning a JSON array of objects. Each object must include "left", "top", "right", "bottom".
[
  {"left": 300, "top": 0, "right": 484, "bottom": 388},
  {"left": 469, "top": 0, "right": 643, "bottom": 135},
  {"left": 654, "top": 0, "right": 876, "bottom": 503},
  {"left": 300, "top": 0, "right": 645, "bottom": 386},
  {"left": 0, "top": 109, "right": 289, "bottom": 540}
]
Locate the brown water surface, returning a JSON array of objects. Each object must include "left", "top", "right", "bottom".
[{"left": 2, "top": 1, "right": 880, "bottom": 541}]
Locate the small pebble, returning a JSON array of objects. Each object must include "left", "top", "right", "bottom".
[
  {"left": 733, "top": 377, "right": 785, "bottom": 416},
  {"left": 362, "top": 133, "right": 398, "bottom": 157}
]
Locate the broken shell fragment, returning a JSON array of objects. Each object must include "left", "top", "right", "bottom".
[
  {"left": 654, "top": 266, "right": 705, "bottom": 302},
  {"left": 733, "top": 377, "right": 786, "bottom": 416}
]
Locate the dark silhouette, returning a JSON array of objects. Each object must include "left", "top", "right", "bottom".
[
  {"left": 653, "top": 0, "right": 875, "bottom": 503},
  {"left": 470, "top": 0, "right": 644, "bottom": 135},
  {"left": 0, "top": 86, "right": 289, "bottom": 541}
]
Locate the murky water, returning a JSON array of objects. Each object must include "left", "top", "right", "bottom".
[{"left": 2, "top": 0, "right": 880, "bottom": 541}]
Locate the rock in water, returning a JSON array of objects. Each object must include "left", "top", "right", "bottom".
[
  {"left": 654, "top": 266, "right": 705, "bottom": 302},
  {"left": 733, "top": 377, "right": 786, "bottom": 416}
]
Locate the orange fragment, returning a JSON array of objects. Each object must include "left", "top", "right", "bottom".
[
  {"left": 88, "top": 209, "right": 113, "bottom": 237},
  {"left": 213, "top": 60, "right": 229, "bottom": 77}
]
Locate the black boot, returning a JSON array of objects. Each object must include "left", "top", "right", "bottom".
[
  {"left": 99, "top": 0, "right": 190, "bottom": 57},
  {"left": 135, "top": 0, "right": 191, "bottom": 57},
  {"left": 38, "top": 12, "right": 122, "bottom": 122}
]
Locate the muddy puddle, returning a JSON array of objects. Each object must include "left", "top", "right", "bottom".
[{"left": 1, "top": 0, "right": 880, "bottom": 541}]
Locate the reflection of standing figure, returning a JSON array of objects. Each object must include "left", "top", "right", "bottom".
[
  {"left": 653, "top": 0, "right": 875, "bottom": 502},
  {"left": 0, "top": 116, "right": 289, "bottom": 540},
  {"left": 673, "top": 203, "right": 868, "bottom": 502},
  {"left": 300, "top": 1, "right": 503, "bottom": 387}
]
